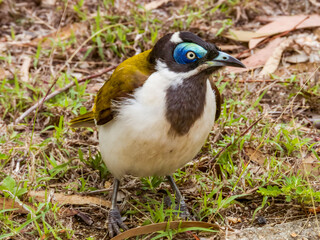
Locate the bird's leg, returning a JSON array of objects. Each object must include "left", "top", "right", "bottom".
[
  {"left": 166, "top": 175, "right": 191, "bottom": 219},
  {"left": 108, "top": 179, "right": 128, "bottom": 237}
]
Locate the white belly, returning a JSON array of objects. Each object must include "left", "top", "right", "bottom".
[{"left": 98, "top": 74, "right": 216, "bottom": 179}]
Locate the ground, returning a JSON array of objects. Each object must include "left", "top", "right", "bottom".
[{"left": 0, "top": 0, "right": 320, "bottom": 239}]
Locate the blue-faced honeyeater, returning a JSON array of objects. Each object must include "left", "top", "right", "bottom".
[{"left": 70, "top": 32, "right": 245, "bottom": 237}]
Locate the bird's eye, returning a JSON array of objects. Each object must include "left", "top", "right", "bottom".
[
  {"left": 186, "top": 51, "right": 196, "bottom": 60},
  {"left": 173, "top": 42, "right": 207, "bottom": 64}
]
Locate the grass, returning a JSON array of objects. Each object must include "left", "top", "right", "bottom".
[{"left": 0, "top": 0, "right": 320, "bottom": 239}]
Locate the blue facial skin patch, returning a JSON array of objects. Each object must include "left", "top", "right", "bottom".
[{"left": 173, "top": 42, "right": 207, "bottom": 64}]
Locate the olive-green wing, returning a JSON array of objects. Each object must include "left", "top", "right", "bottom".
[
  {"left": 70, "top": 50, "right": 154, "bottom": 128},
  {"left": 94, "top": 69, "right": 152, "bottom": 125},
  {"left": 69, "top": 111, "right": 95, "bottom": 127}
]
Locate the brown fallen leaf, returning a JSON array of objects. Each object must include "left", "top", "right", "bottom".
[
  {"left": 244, "top": 147, "right": 267, "bottom": 166},
  {"left": 111, "top": 221, "right": 219, "bottom": 240},
  {"left": 249, "top": 15, "right": 320, "bottom": 49},
  {"left": 260, "top": 38, "right": 293, "bottom": 75},
  {"left": 228, "top": 37, "right": 285, "bottom": 73},
  {"left": 0, "top": 197, "right": 35, "bottom": 214},
  {"left": 28, "top": 190, "right": 111, "bottom": 208}
]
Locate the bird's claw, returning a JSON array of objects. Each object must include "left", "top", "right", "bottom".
[
  {"left": 164, "top": 196, "right": 195, "bottom": 220},
  {"left": 108, "top": 208, "right": 128, "bottom": 238},
  {"left": 175, "top": 202, "right": 194, "bottom": 220}
]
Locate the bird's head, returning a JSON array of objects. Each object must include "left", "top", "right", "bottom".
[{"left": 148, "top": 31, "right": 245, "bottom": 75}]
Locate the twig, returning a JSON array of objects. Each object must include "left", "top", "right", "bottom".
[
  {"left": 236, "top": 15, "right": 310, "bottom": 58},
  {"left": 209, "top": 115, "right": 263, "bottom": 165},
  {"left": 81, "top": 188, "right": 113, "bottom": 195},
  {"left": 15, "top": 66, "right": 116, "bottom": 124}
]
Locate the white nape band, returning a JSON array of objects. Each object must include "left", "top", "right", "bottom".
[
  {"left": 155, "top": 60, "right": 210, "bottom": 88},
  {"left": 170, "top": 32, "right": 182, "bottom": 44}
]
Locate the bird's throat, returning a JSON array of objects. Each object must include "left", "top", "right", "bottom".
[{"left": 165, "top": 73, "right": 208, "bottom": 136}]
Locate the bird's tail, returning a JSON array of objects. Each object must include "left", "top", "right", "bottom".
[{"left": 69, "top": 111, "right": 95, "bottom": 127}]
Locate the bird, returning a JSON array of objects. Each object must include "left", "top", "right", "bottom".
[{"left": 70, "top": 31, "right": 245, "bottom": 237}]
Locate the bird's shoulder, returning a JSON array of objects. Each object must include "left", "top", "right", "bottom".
[{"left": 93, "top": 49, "right": 155, "bottom": 125}]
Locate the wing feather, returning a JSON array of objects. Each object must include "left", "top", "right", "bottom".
[{"left": 70, "top": 50, "right": 154, "bottom": 127}]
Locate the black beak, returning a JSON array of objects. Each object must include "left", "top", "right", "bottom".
[{"left": 206, "top": 51, "right": 245, "bottom": 68}]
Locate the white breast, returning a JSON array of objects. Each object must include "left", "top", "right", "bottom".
[{"left": 98, "top": 72, "right": 216, "bottom": 179}]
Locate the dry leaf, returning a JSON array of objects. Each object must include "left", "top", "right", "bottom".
[
  {"left": 224, "top": 30, "right": 274, "bottom": 42},
  {"left": 20, "top": 55, "right": 32, "bottom": 83},
  {"left": 260, "top": 38, "right": 293, "bottom": 75},
  {"left": 244, "top": 147, "right": 267, "bottom": 166},
  {"left": 111, "top": 221, "right": 219, "bottom": 240},
  {"left": 145, "top": 0, "right": 170, "bottom": 10},
  {"left": 249, "top": 15, "right": 320, "bottom": 49},
  {"left": 28, "top": 190, "right": 111, "bottom": 208},
  {"left": 228, "top": 37, "right": 285, "bottom": 73},
  {"left": 30, "top": 22, "right": 87, "bottom": 47}
]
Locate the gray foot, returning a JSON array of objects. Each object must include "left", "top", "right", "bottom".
[
  {"left": 107, "top": 208, "right": 128, "bottom": 238},
  {"left": 165, "top": 196, "right": 194, "bottom": 220},
  {"left": 176, "top": 202, "right": 191, "bottom": 219}
]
